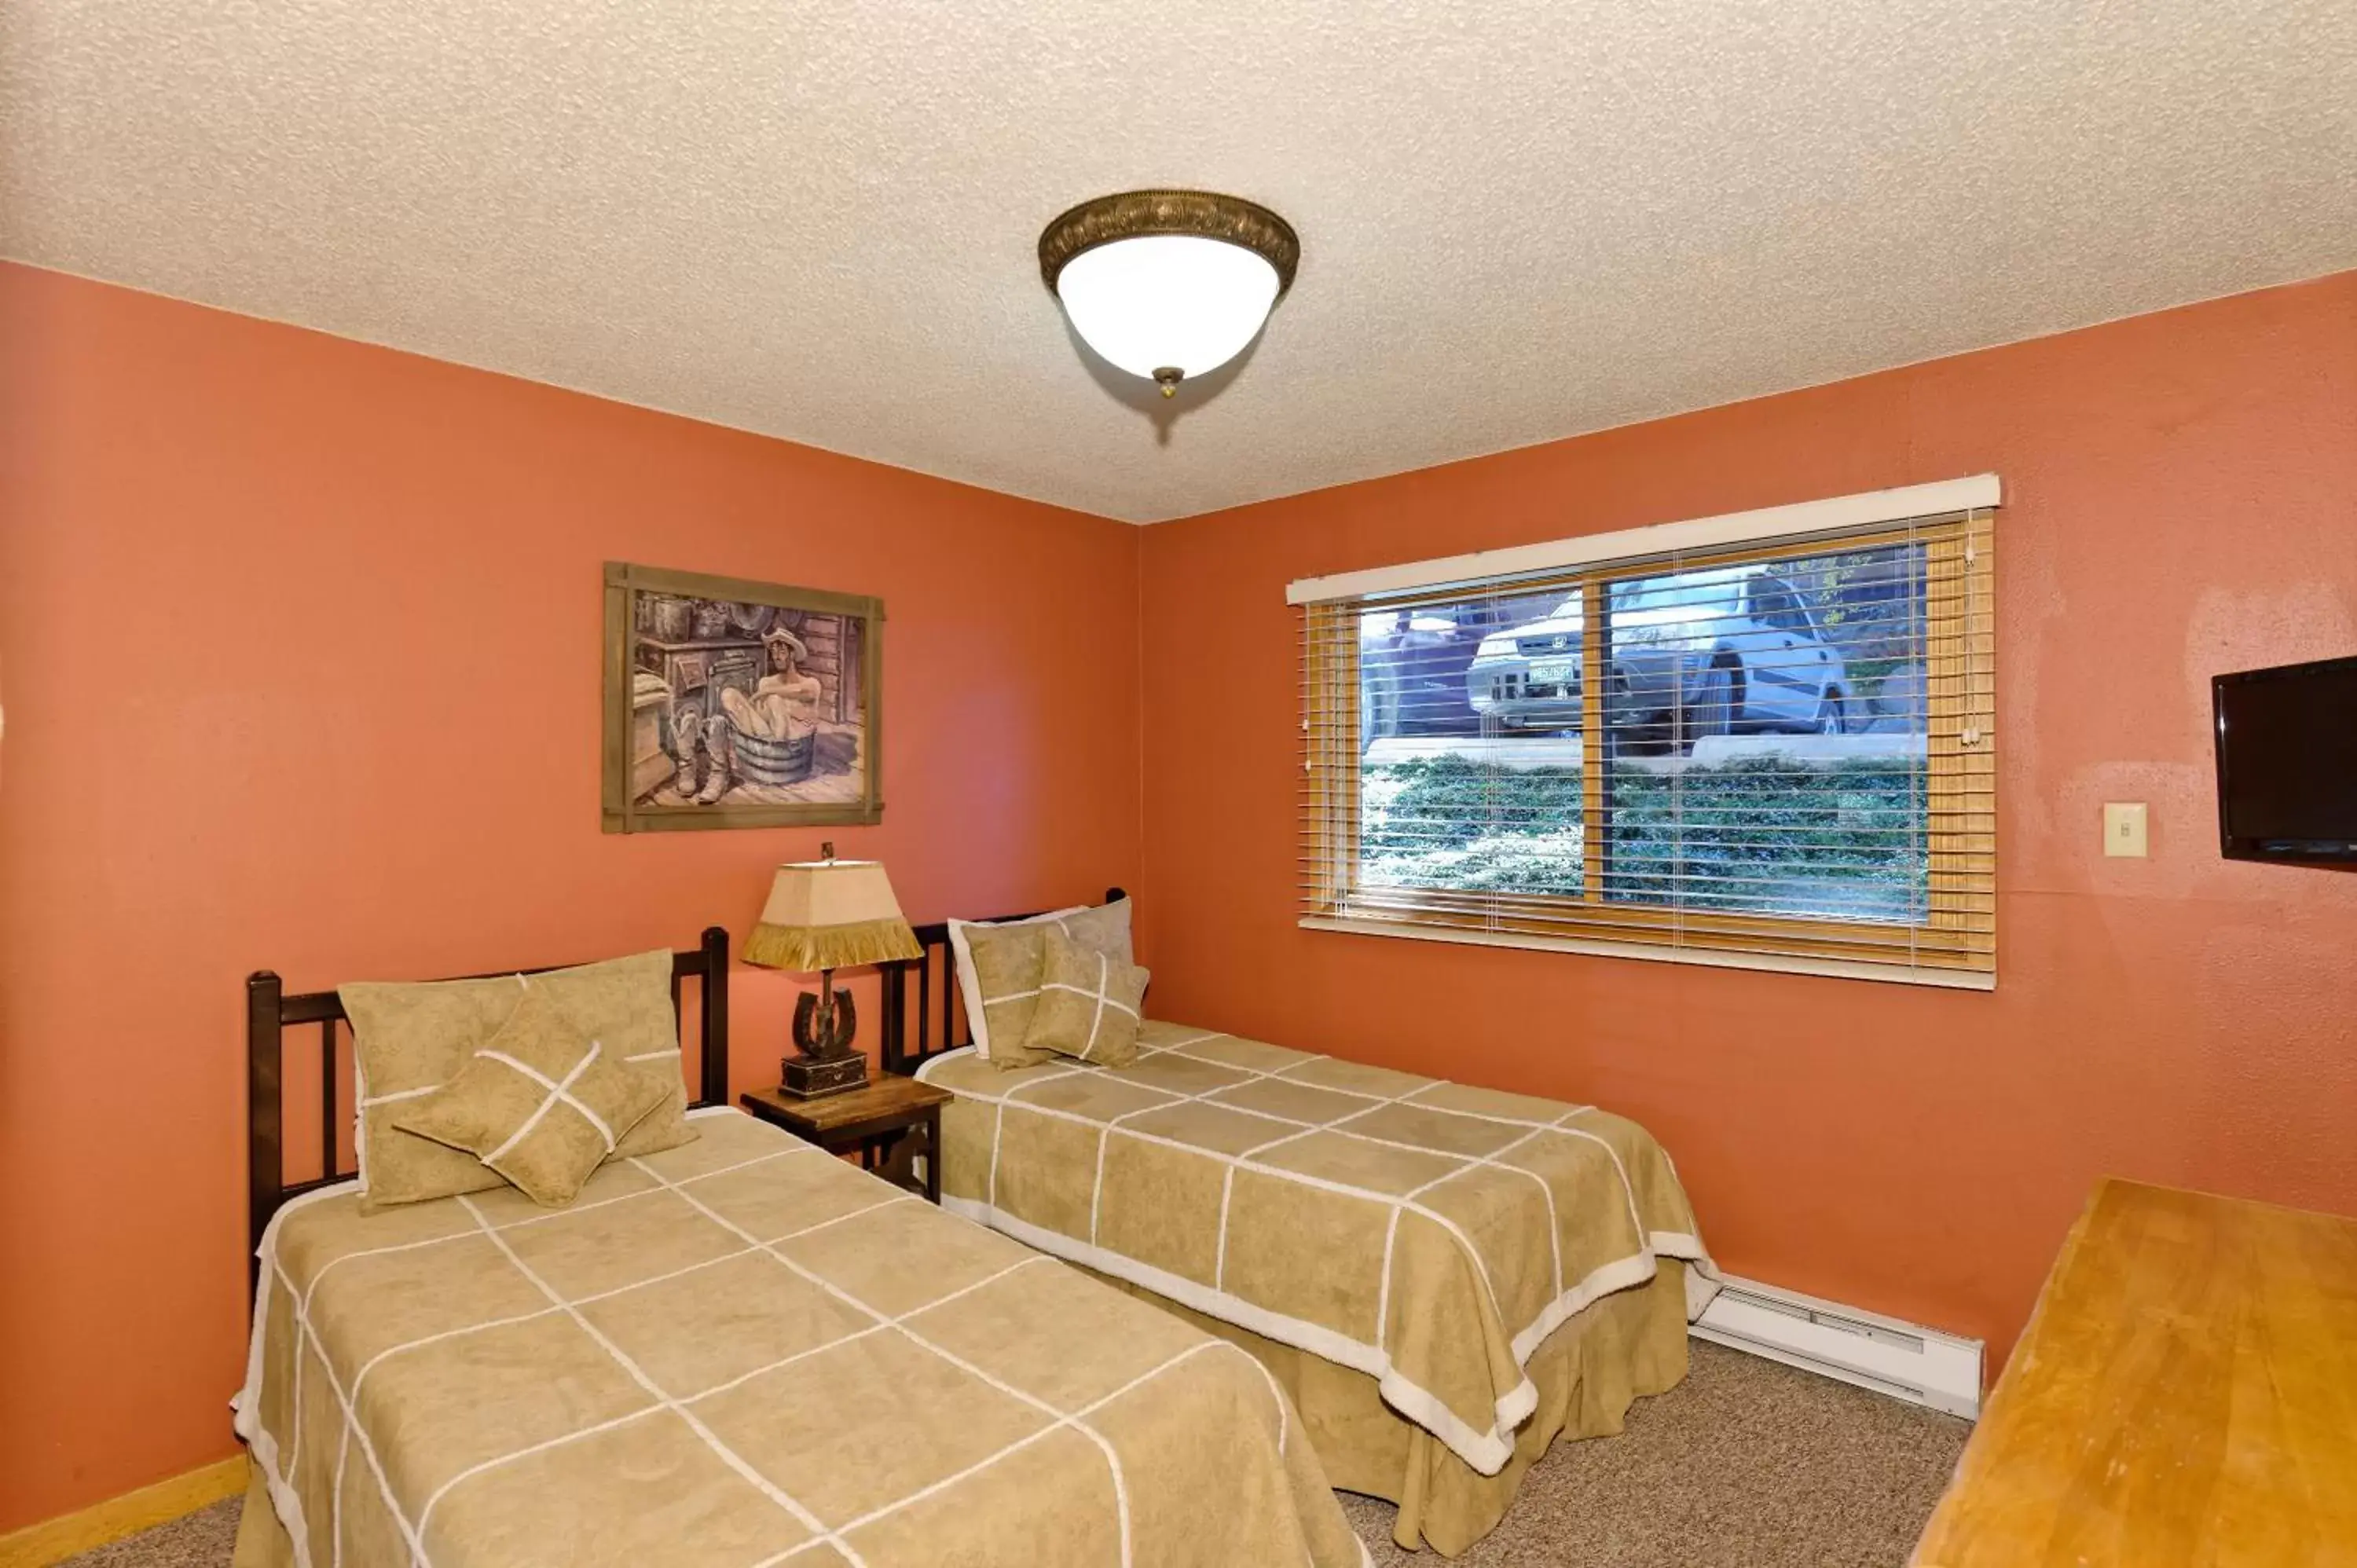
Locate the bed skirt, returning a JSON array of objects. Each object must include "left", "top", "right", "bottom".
[
  {"left": 1080, "top": 1258, "right": 1689, "bottom": 1557},
  {"left": 230, "top": 1460, "right": 290, "bottom": 1568}
]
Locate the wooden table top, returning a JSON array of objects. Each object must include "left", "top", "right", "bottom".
[
  {"left": 1913, "top": 1178, "right": 2357, "bottom": 1567},
  {"left": 740, "top": 1072, "right": 953, "bottom": 1135}
]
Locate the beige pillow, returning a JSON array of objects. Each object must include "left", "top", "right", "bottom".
[
  {"left": 946, "top": 905, "right": 1083, "bottom": 1061},
  {"left": 343, "top": 948, "right": 696, "bottom": 1211},
  {"left": 965, "top": 899, "right": 1135, "bottom": 1071},
  {"left": 1026, "top": 929, "right": 1149, "bottom": 1067},
  {"left": 394, "top": 980, "right": 672, "bottom": 1206}
]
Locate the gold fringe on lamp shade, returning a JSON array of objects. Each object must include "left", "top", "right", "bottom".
[{"left": 745, "top": 916, "right": 923, "bottom": 973}]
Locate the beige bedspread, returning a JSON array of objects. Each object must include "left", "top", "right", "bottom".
[
  {"left": 918, "top": 1022, "right": 1715, "bottom": 1475},
  {"left": 233, "top": 1108, "right": 1366, "bottom": 1568}
]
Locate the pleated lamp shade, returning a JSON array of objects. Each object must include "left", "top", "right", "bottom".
[{"left": 743, "top": 859, "right": 922, "bottom": 973}]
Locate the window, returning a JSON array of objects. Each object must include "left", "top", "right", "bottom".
[{"left": 1298, "top": 482, "right": 1996, "bottom": 986}]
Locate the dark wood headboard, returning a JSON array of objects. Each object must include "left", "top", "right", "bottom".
[
  {"left": 244, "top": 927, "right": 731, "bottom": 1284},
  {"left": 877, "top": 888, "right": 1125, "bottom": 1075}
]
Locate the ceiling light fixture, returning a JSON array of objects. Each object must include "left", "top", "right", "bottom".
[{"left": 1039, "top": 189, "right": 1299, "bottom": 397}]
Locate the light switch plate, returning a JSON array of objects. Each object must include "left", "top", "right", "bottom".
[{"left": 2102, "top": 802, "right": 2149, "bottom": 858}]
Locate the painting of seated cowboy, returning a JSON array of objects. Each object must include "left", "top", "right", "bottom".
[{"left": 603, "top": 562, "right": 883, "bottom": 831}]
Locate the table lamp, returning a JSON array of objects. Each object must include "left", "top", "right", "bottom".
[{"left": 744, "top": 847, "right": 922, "bottom": 1097}]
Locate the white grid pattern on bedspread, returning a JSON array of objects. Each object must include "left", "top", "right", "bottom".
[
  {"left": 918, "top": 1025, "right": 1712, "bottom": 1474},
  {"left": 949, "top": 1029, "right": 1643, "bottom": 1317},
  {"left": 235, "top": 1112, "right": 1323, "bottom": 1568}
]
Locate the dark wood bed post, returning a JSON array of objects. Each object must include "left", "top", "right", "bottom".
[
  {"left": 878, "top": 954, "right": 910, "bottom": 1077},
  {"left": 247, "top": 969, "right": 286, "bottom": 1295},
  {"left": 699, "top": 925, "right": 730, "bottom": 1107}
]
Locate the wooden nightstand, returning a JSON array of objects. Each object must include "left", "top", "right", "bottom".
[{"left": 740, "top": 1075, "right": 954, "bottom": 1203}]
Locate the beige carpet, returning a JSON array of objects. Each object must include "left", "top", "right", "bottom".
[
  {"left": 75, "top": 1341, "right": 1967, "bottom": 1566},
  {"left": 53, "top": 1499, "right": 239, "bottom": 1568},
  {"left": 1347, "top": 1341, "right": 1969, "bottom": 1566}
]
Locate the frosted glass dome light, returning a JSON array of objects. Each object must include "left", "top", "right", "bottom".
[
  {"left": 1039, "top": 191, "right": 1300, "bottom": 397},
  {"left": 1056, "top": 235, "right": 1281, "bottom": 388}
]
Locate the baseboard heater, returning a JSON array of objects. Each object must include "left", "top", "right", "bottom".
[{"left": 1692, "top": 1273, "right": 1982, "bottom": 1420}]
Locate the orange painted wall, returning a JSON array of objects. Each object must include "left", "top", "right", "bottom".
[
  {"left": 0, "top": 262, "right": 1142, "bottom": 1532},
  {"left": 1138, "top": 271, "right": 2357, "bottom": 1374}
]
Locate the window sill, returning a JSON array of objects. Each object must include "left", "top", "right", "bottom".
[{"left": 1297, "top": 915, "right": 1996, "bottom": 991}]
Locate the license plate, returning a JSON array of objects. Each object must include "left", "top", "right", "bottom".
[{"left": 1529, "top": 658, "right": 1577, "bottom": 687}]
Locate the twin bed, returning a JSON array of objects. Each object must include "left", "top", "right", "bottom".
[
  {"left": 885, "top": 900, "right": 1716, "bottom": 1555},
  {"left": 236, "top": 899, "right": 1713, "bottom": 1565}
]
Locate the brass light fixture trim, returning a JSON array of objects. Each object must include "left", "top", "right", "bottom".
[
  {"left": 1039, "top": 189, "right": 1301, "bottom": 396},
  {"left": 1038, "top": 189, "right": 1301, "bottom": 293}
]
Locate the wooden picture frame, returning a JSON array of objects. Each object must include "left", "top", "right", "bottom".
[{"left": 602, "top": 562, "right": 884, "bottom": 833}]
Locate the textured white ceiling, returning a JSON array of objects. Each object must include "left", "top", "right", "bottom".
[{"left": 5, "top": 2, "right": 2355, "bottom": 522}]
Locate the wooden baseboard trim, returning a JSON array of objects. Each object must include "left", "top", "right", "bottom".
[{"left": 0, "top": 1455, "right": 246, "bottom": 1568}]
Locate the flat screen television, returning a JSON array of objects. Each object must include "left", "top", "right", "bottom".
[{"left": 2213, "top": 654, "right": 2357, "bottom": 862}]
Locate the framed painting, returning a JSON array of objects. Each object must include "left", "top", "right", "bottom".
[{"left": 602, "top": 562, "right": 884, "bottom": 833}]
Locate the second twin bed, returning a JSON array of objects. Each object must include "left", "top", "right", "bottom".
[{"left": 891, "top": 895, "right": 1717, "bottom": 1555}]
